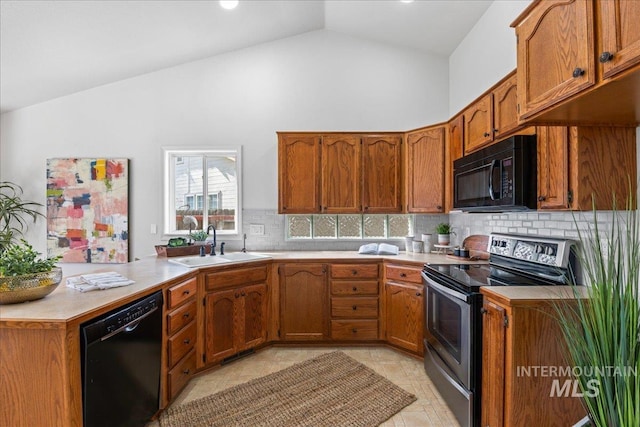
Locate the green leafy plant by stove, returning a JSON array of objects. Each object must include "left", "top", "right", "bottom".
[
  {"left": 0, "top": 240, "right": 62, "bottom": 304},
  {"left": 0, "top": 181, "right": 43, "bottom": 253},
  {"left": 435, "top": 223, "right": 455, "bottom": 245},
  {"left": 555, "top": 196, "right": 639, "bottom": 427}
]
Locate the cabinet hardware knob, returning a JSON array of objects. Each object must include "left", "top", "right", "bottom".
[
  {"left": 493, "top": 128, "right": 499, "bottom": 133},
  {"left": 364, "top": 206, "right": 369, "bottom": 210},
  {"left": 572, "top": 67, "right": 585, "bottom": 78},
  {"left": 436, "top": 205, "right": 442, "bottom": 211},
  {"left": 241, "top": 292, "right": 246, "bottom": 297},
  {"left": 183, "top": 338, "right": 191, "bottom": 344},
  {"left": 352, "top": 287, "right": 357, "bottom": 291},
  {"left": 352, "top": 270, "right": 358, "bottom": 275},
  {"left": 480, "top": 308, "right": 488, "bottom": 314},
  {"left": 182, "top": 369, "right": 190, "bottom": 375},
  {"left": 182, "top": 290, "right": 190, "bottom": 295},
  {"left": 599, "top": 51, "right": 614, "bottom": 63},
  {"left": 483, "top": 132, "right": 491, "bottom": 137},
  {"left": 352, "top": 305, "right": 357, "bottom": 310},
  {"left": 352, "top": 328, "right": 357, "bottom": 333},
  {"left": 416, "top": 292, "right": 422, "bottom": 297},
  {"left": 235, "top": 293, "right": 240, "bottom": 298},
  {"left": 538, "top": 196, "right": 547, "bottom": 201},
  {"left": 400, "top": 273, "right": 407, "bottom": 277},
  {"left": 183, "top": 312, "right": 190, "bottom": 318}
]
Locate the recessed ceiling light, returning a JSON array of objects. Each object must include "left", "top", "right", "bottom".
[
  {"left": 220, "top": 0, "right": 239, "bottom": 10},
  {"left": 400, "top": 0, "right": 415, "bottom": 3}
]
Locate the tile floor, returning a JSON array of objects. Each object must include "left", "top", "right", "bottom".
[{"left": 150, "top": 346, "right": 460, "bottom": 427}]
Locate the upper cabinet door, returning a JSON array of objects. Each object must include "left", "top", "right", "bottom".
[
  {"left": 405, "top": 126, "right": 445, "bottom": 213},
  {"left": 536, "top": 126, "right": 570, "bottom": 210},
  {"left": 361, "top": 135, "right": 402, "bottom": 213},
  {"left": 321, "top": 134, "right": 362, "bottom": 213},
  {"left": 598, "top": 0, "right": 640, "bottom": 79},
  {"left": 278, "top": 134, "right": 321, "bottom": 214},
  {"left": 492, "top": 74, "right": 519, "bottom": 140},
  {"left": 516, "top": 0, "right": 596, "bottom": 119},
  {"left": 463, "top": 94, "right": 493, "bottom": 154}
]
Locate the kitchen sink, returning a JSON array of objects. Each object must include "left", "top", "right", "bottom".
[
  {"left": 168, "top": 252, "right": 271, "bottom": 268},
  {"left": 168, "top": 256, "right": 232, "bottom": 268},
  {"left": 219, "top": 252, "right": 271, "bottom": 261}
]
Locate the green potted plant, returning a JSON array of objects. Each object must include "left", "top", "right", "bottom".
[
  {"left": 555, "top": 196, "right": 639, "bottom": 427},
  {"left": 189, "top": 230, "right": 209, "bottom": 245},
  {"left": 435, "top": 223, "right": 455, "bottom": 245},
  {"left": 0, "top": 240, "right": 62, "bottom": 304},
  {"left": 0, "top": 181, "right": 43, "bottom": 253}
]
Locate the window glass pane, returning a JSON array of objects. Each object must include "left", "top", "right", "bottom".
[
  {"left": 338, "top": 215, "right": 362, "bottom": 238},
  {"left": 288, "top": 215, "right": 312, "bottom": 239},
  {"left": 206, "top": 156, "right": 237, "bottom": 232},
  {"left": 389, "top": 214, "right": 413, "bottom": 238},
  {"left": 313, "top": 215, "right": 337, "bottom": 239},
  {"left": 174, "top": 156, "right": 203, "bottom": 231},
  {"left": 363, "top": 214, "right": 386, "bottom": 238}
]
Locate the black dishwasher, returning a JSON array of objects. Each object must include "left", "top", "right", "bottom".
[{"left": 81, "top": 291, "right": 163, "bottom": 427}]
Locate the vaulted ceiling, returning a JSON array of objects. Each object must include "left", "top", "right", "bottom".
[{"left": 0, "top": 0, "right": 493, "bottom": 113}]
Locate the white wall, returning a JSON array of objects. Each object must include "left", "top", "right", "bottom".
[
  {"left": 0, "top": 29, "right": 449, "bottom": 259},
  {"left": 449, "top": 0, "right": 531, "bottom": 115}
]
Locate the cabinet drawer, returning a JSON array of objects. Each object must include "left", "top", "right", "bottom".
[
  {"left": 167, "top": 321, "right": 196, "bottom": 368},
  {"left": 331, "top": 280, "right": 378, "bottom": 296},
  {"left": 331, "top": 264, "right": 379, "bottom": 279},
  {"left": 331, "top": 297, "right": 378, "bottom": 318},
  {"left": 385, "top": 264, "right": 423, "bottom": 284},
  {"left": 331, "top": 320, "right": 378, "bottom": 340},
  {"left": 206, "top": 265, "right": 268, "bottom": 290},
  {"left": 167, "top": 300, "right": 197, "bottom": 335},
  {"left": 167, "top": 277, "right": 197, "bottom": 310},
  {"left": 167, "top": 348, "right": 196, "bottom": 401}
]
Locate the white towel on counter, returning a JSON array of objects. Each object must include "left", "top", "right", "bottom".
[{"left": 66, "top": 271, "right": 135, "bottom": 292}]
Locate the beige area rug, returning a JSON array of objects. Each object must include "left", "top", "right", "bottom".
[{"left": 158, "top": 351, "right": 417, "bottom": 427}]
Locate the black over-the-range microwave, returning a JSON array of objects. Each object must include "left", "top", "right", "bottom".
[{"left": 453, "top": 135, "right": 537, "bottom": 212}]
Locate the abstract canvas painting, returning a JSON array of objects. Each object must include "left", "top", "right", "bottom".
[{"left": 46, "top": 158, "right": 129, "bottom": 263}]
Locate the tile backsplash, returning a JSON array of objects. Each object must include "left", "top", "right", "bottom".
[{"left": 226, "top": 209, "right": 627, "bottom": 253}]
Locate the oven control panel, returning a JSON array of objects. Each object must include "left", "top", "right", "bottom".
[{"left": 488, "top": 234, "right": 574, "bottom": 268}]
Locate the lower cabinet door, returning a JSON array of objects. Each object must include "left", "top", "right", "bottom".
[
  {"left": 204, "top": 288, "right": 238, "bottom": 363},
  {"left": 385, "top": 282, "right": 424, "bottom": 354}
]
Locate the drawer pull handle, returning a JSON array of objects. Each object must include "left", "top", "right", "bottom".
[
  {"left": 182, "top": 290, "right": 190, "bottom": 295},
  {"left": 352, "top": 287, "right": 357, "bottom": 292},
  {"left": 183, "top": 338, "right": 191, "bottom": 344},
  {"left": 183, "top": 313, "right": 190, "bottom": 319},
  {"left": 416, "top": 292, "right": 422, "bottom": 297},
  {"left": 400, "top": 273, "right": 407, "bottom": 278},
  {"left": 241, "top": 292, "right": 246, "bottom": 297},
  {"left": 352, "top": 270, "right": 358, "bottom": 275},
  {"left": 352, "top": 328, "right": 357, "bottom": 333},
  {"left": 352, "top": 305, "right": 357, "bottom": 310},
  {"left": 182, "top": 369, "right": 190, "bottom": 375}
]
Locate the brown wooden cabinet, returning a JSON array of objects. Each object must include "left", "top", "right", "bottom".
[
  {"left": 361, "top": 135, "right": 403, "bottom": 213},
  {"left": 513, "top": 0, "right": 640, "bottom": 124},
  {"left": 383, "top": 263, "right": 424, "bottom": 355},
  {"left": 536, "top": 126, "right": 637, "bottom": 210},
  {"left": 446, "top": 115, "right": 464, "bottom": 212},
  {"left": 405, "top": 125, "right": 445, "bottom": 213},
  {"left": 164, "top": 276, "right": 198, "bottom": 403},
  {"left": 279, "top": 263, "right": 329, "bottom": 341},
  {"left": 463, "top": 72, "right": 521, "bottom": 155},
  {"left": 278, "top": 133, "right": 321, "bottom": 213},
  {"left": 278, "top": 132, "right": 403, "bottom": 214},
  {"left": 329, "top": 263, "right": 380, "bottom": 341},
  {"left": 203, "top": 264, "right": 268, "bottom": 365},
  {"left": 480, "top": 288, "right": 586, "bottom": 427}
]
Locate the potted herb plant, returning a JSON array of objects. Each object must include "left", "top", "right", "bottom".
[
  {"left": 189, "top": 230, "right": 209, "bottom": 245},
  {"left": 555, "top": 197, "right": 639, "bottom": 427},
  {"left": 435, "top": 223, "right": 455, "bottom": 245},
  {"left": 0, "top": 181, "right": 43, "bottom": 253},
  {"left": 0, "top": 240, "right": 62, "bottom": 304}
]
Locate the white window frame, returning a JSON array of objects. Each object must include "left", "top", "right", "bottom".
[{"left": 163, "top": 147, "right": 242, "bottom": 238}]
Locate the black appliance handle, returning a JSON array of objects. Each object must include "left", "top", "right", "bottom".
[
  {"left": 424, "top": 341, "right": 471, "bottom": 398},
  {"left": 488, "top": 159, "right": 498, "bottom": 200},
  {"left": 423, "top": 273, "right": 469, "bottom": 302},
  {"left": 100, "top": 306, "right": 159, "bottom": 342}
]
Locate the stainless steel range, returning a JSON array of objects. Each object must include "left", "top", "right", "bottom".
[{"left": 421, "top": 233, "right": 581, "bottom": 427}]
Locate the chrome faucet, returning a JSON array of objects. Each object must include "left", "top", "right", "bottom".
[{"left": 207, "top": 224, "right": 217, "bottom": 255}]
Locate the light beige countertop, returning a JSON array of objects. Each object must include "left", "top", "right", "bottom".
[
  {"left": 0, "top": 250, "right": 481, "bottom": 324},
  {"left": 481, "top": 285, "right": 589, "bottom": 305}
]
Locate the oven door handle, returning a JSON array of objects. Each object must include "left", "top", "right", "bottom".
[
  {"left": 425, "top": 341, "right": 471, "bottom": 398},
  {"left": 423, "top": 273, "right": 469, "bottom": 302},
  {"left": 488, "top": 159, "right": 498, "bottom": 200}
]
